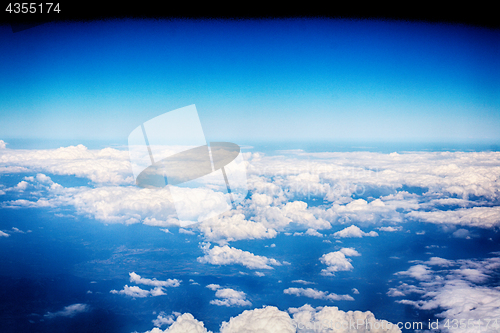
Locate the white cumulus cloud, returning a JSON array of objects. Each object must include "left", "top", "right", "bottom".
[
  {"left": 144, "top": 313, "right": 212, "bottom": 333},
  {"left": 333, "top": 225, "right": 378, "bottom": 238},
  {"left": 283, "top": 287, "right": 354, "bottom": 301},
  {"left": 320, "top": 248, "right": 360, "bottom": 276},
  {"left": 129, "top": 272, "right": 181, "bottom": 287},
  {"left": 220, "top": 306, "right": 295, "bottom": 333},
  {"left": 197, "top": 243, "right": 282, "bottom": 270},
  {"left": 210, "top": 288, "right": 252, "bottom": 307}
]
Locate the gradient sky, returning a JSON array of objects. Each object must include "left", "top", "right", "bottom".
[{"left": 0, "top": 19, "right": 499, "bottom": 144}]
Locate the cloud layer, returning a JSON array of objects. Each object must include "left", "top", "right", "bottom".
[{"left": 2, "top": 145, "right": 500, "bottom": 244}]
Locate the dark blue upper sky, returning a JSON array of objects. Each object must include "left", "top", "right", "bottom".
[{"left": 0, "top": 19, "right": 499, "bottom": 144}]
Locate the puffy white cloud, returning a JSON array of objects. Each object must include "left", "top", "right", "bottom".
[
  {"left": 197, "top": 243, "right": 282, "bottom": 270},
  {"left": 44, "top": 303, "right": 89, "bottom": 319},
  {"left": 206, "top": 284, "right": 221, "bottom": 291},
  {"left": 305, "top": 228, "right": 323, "bottom": 237},
  {"left": 111, "top": 272, "right": 180, "bottom": 298},
  {"left": 339, "top": 247, "right": 361, "bottom": 257},
  {"left": 110, "top": 285, "right": 161, "bottom": 298},
  {"left": 0, "top": 140, "right": 6, "bottom": 149},
  {"left": 333, "top": 225, "right": 378, "bottom": 238},
  {"left": 206, "top": 284, "right": 252, "bottom": 307},
  {"left": 14, "top": 181, "right": 28, "bottom": 191},
  {"left": 145, "top": 313, "right": 212, "bottom": 333},
  {"left": 0, "top": 231, "right": 9, "bottom": 237},
  {"left": 150, "top": 286, "right": 168, "bottom": 297},
  {"left": 198, "top": 212, "right": 277, "bottom": 244},
  {"left": 142, "top": 305, "right": 400, "bottom": 333},
  {"left": 421, "top": 257, "right": 454, "bottom": 267},
  {"left": 283, "top": 287, "right": 354, "bottom": 301},
  {"left": 220, "top": 306, "right": 295, "bottom": 333},
  {"left": 320, "top": 248, "right": 360, "bottom": 276},
  {"left": 291, "top": 280, "right": 315, "bottom": 285},
  {"left": 288, "top": 304, "right": 401, "bottom": 333},
  {"left": 129, "top": 272, "right": 181, "bottom": 287},
  {"left": 210, "top": 288, "right": 252, "bottom": 307},
  {"left": 152, "top": 312, "right": 175, "bottom": 327},
  {"left": 395, "top": 264, "right": 433, "bottom": 281},
  {"left": 281, "top": 201, "right": 332, "bottom": 230}
]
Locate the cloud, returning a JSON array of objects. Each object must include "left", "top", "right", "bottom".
[
  {"left": 283, "top": 287, "right": 354, "bottom": 301},
  {"left": 110, "top": 285, "right": 163, "bottom": 298},
  {"left": 220, "top": 306, "right": 294, "bottom": 333},
  {"left": 2, "top": 145, "right": 500, "bottom": 245},
  {"left": 142, "top": 305, "right": 400, "bottom": 333},
  {"left": 0, "top": 231, "right": 9, "bottom": 237},
  {"left": 422, "top": 257, "right": 454, "bottom": 267},
  {"left": 387, "top": 283, "right": 426, "bottom": 297},
  {"left": 333, "top": 225, "right": 378, "bottom": 238},
  {"left": 2, "top": 182, "right": 179, "bottom": 225},
  {"left": 152, "top": 312, "right": 176, "bottom": 328},
  {"left": 319, "top": 248, "right": 360, "bottom": 276},
  {"left": 129, "top": 272, "right": 181, "bottom": 288},
  {"left": 0, "top": 144, "right": 133, "bottom": 184},
  {"left": 206, "top": 284, "right": 221, "bottom": 291},
  {"left": 210, "top": 288, "right": 252, "bottom": 307},
  {"left": 179, "top": 228, "right": 196, "bottom": 235},
  {"left": 111, "top": 272, "right": 180, "bottom": 298},
  {"left": 291, "top": 280, "right": 315, "bottom": 285},
  {"left": 144, "top": 313, "right": 212, "bottom": 333},
  {"left": 395, "top": 264, "right": 433, "bottom": 281},
  {"left": 407, "top": 206, "right": 500, "bottom": 228},
  {"left": 452, "top": 228, "right": 471, "bottom": 238},
  {"left": 11, "top": 227, "right": 24, "bottom": 233},
  {"left": 377, "top": 226, "right": 402, "bottom": 232},
  {"left": 197, "top": 243, "right": 282, "bottom": 270},
  {"left": 305, "top": 228, "right": 323, "bottom": 237},
  {"left": 339, "top": 247, "right": 361, "bottom": 257},
  {"left": 0, "top": 140, "right": 5, "bottom": 149},
  {"left": 44, "top": 303, "right": 89, "bottom": 319},
  {"left": 390, "top": 255, "right": 500, "bottom": 332},
  {"left": 198, "top": 212, "right": 277, "bottom": 244},
  {"left": 14, "top": 181, "right": 29, "bottom": 191},
  {"left": 288, "top": 304, "right": 401, "bottom": 333}
]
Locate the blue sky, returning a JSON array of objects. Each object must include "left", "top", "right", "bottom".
[{"left": 0, "top": 19, "right": 499, "bottom": 144}]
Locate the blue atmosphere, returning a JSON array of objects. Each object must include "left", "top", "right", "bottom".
[{"left": 0, "top": 19, "right": 499, "bottom": 144}]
